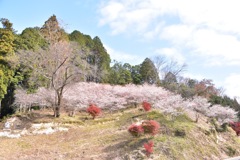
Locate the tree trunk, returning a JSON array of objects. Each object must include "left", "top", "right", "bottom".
[
  {"left": 54, "top": 105, "right": 60, "bottom": 117},
  {"left": 54, "top": 91, "right": 62, "bottom": 117}
]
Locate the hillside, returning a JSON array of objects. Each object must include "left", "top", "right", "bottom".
[
  {"left": 1, "top": 14, "right": 239, "bottom": 158},
  {"left": 0, "top": 106, "right": 240, "bottom": 160}
]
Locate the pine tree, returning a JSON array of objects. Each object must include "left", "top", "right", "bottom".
[
  {"left": 131, "top": 65, "right": 142, "bottom": 84},
  {"left": 92, "top": 36, "right": 111, "bottom": 82},
  {"left": 140, "top": 58, "right": 159, "bottom": 84}
]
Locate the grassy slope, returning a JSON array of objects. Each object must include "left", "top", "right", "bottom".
[{"left": 0, "top": 108, "right": 240, "bottom": 160}]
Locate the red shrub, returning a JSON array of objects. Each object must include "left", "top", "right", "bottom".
[
  {"left": 142, "top": 120, "right": 160, "bottom": 135},
  {"left": 143, "top": 141, "right": 154, "bottom": 157},
  {"left": 229, "top": 122, "right": 240, "bottom": 136},
  {"left": 128, "top": 124, "right": 144, "bottom": 137},
  {"left": 142, "top": 101, "right": 151, "bottom": 111},
  {"left": 86, "top": 104, "right": 101, "bottom": 119}
]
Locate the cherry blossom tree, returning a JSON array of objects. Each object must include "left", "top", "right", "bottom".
[
  {"left": 18, "top": 42, "right": 84, "bottom": 117},
  {"left": 13, "top": 82, "right": 237, "bottom": 123}
]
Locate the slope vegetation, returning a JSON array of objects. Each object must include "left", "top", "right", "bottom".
[{"left": 0, "top": 107, "right": 239, "bottom": 160}]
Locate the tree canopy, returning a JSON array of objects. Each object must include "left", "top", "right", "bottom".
[
  {"left": 15, "top": 27, "right": 48, "bottom": 51},
  {"left": 0, "top": 18, "right": 19, "bottom": 117},
  {"left": 140, "top": 58, "right": 159, "bottom": 84}
]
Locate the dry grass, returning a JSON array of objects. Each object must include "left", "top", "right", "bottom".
[
  {"left": 0, "top": 108, "right": 240, "bottom": 160},
  {"left": 0, "top": 109, "right": 132, "bottom": 160}
]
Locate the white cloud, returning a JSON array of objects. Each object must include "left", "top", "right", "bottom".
[
  {"left": 143, "top": 22, "right": 164, "bottom": 40},
  {"left": 99, "top": 0, "right": 165, "bottom": 35},
  {"left": 99, "top": 0, "right": 240, "bottom": 66},
  {"left": 104, "top": 44, "right": 144, "bottom": 65},
  {"left": 160, "top": 24, "right": 194, "bottom": 46},
  {"left": 189, "top": 29, "right": 240, "bottom": 66},
  {"left": 162, "top": 27, "right": 240, "bottom": 66},
  {"left": 99, "top": 1, "right": 124, "bottom": 26},
  {"left": 155, "top": 48, "right": 185, "bottom": 64},
  {"left": 99, "top": 0, "right": 240, "bottom": 35},
  {"left": 224, "top": 74, "right": 240, "bottom": 98}
]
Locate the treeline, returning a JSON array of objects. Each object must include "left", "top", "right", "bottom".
[
  {"left": 0, "top": 15, "right": 239, "bottom": 118},
  {"left": 108, "top": 56, "right": 240, "bottom": 117},
  {"left": 0, "top": 15, "right": 111, "bottom": 117}
]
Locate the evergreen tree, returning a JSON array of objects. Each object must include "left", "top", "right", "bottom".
[
  {"left": 69, "top": 30, "right": 94, "bottom": 48},
  {"left": 140, "top": 58, "right": 159, "bottom": 84},
  {"left": 109, "top": 62, "right": 132, "bottom": 85},
  {"left": 131, "top": 65, "right": 142, "bottom": 84},
  {"left": 108, "top": 61, "right": 121, "bottom": 84},
  {"left": 122, "top": 63, "right": 133, "bottom": 84},
  {"left": 92, "top": 36, "right": 111, "bottom": 82},
  {"left": 40, "top": 15, "right": 68, "bottom": 44},
  {"left": 15, "top": 27, "right": 48, "bottom": 51},
  {"left": 0, "top": 18, "right": 17, "bottom": 116},
  {"left": 69, "top": 31, "right": 111, "bottom": 83}
]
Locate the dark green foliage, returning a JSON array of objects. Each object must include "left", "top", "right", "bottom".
[
  {"left": 108, "top": 61, "right": 132, "bottom": 85},
  {"left": 209, "top": 95, "right": 240, "bottom": 109},
  {"left": 0, "top": 18, "right": 14, "bottom": 31},
  {"left": 86, "top": 36, "right": 111, "bottom": 82},
  {"left": 177, "top": 84, "right": 196, "bottom": 99},
  {"left": 69, "top": 31, "right": 111, "bottom": 83},
  {"left": 140, "top": 58, "right": 159, "bottom": 84},
  {"left": 69, "top": 30, "right": 94, "bottom": 48},
  {"left": 0, "top": 19, "right": 16, "bottom": 99},
  {"left": 209, "top": 95, "right": 240, "bottom": 118},
  {"left": 19, "top": 66, "right": 47, "bottom": 93},
  {"left": 0, "top": 82, "right": 15, "bottom": 118},
  {"left": 162, "top": 83, "right": 178, "bottom": 93},
  {"left": 92, "top": 36, "right": 111, "bottom": 71},
  {"left": 131, "top": 65, "right": 142, "bottom": 84},
  {"left": 0, "top": 18, "right": 20, "bottom": 117},
  {"left": 15, "top": 27, "right": 48, "bottom": 51}
]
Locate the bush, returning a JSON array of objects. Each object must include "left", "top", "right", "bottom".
[
  {"left": 128, "top": 124, "right": 144, "bottom": 137},
  {"left": 229, "top": 121, "right": 240, "bottom": 136},
  {"left": 143, "top": 141, "right": 154, "bottom": 157},
  {"left": 174, "top": 129, "right": 186, "bottom": 137},
  {"left": 142, "top": 101, "right": 151, "bottom": 111},
  {"left": 142, "top": 120, "right": 160, "bottom": 135},
  {"left": 86, "top": 104, "right": 101, "bottom": 119}
]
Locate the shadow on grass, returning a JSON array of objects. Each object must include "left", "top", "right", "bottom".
[{"left": 103, "top": 137, "right": 151, "bottom": 154}]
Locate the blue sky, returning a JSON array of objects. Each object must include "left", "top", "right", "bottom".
[{"left": 1, "top": 0, "right": 240, "bottom": 99}]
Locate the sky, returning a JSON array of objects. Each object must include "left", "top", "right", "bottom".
[{"left": 0, "top": 0, "right": 240, "bottom": 99}]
